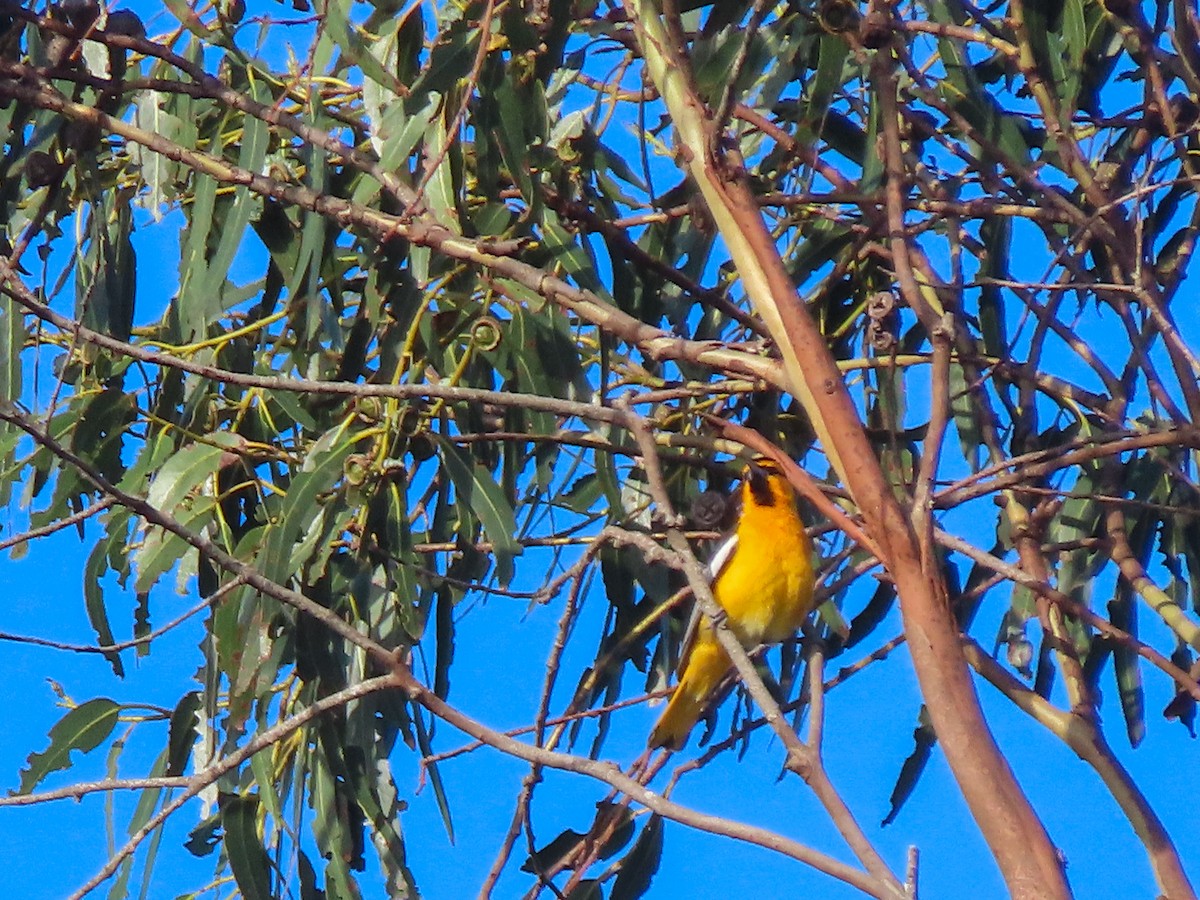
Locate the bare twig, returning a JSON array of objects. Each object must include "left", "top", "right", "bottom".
[
  {"left": 963, "top": 639, "right": 1196, "bottom": 900},
  {"left": 619, "top": 398, "right": 902, "bottom": 895},
  {"left": 69, "top": 674, "right": 399, "bottom": 899},
  {"left": 392, "top": 659, "right": 895, "bottom": 897},
  {"left": 0, "top": 497, "right": 115, "bottom": 551}
]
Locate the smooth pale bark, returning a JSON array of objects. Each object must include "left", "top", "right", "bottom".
[{"left": 630, "top": 6, "right": 1072, "bottom": 897}]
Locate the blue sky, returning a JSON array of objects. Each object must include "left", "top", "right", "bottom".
[
  {"left": 5, "top": 528, "right": 1196, "bottom": 898},
  {"left": 2, "top": 2, "right": 1198, "bottom": 899}
]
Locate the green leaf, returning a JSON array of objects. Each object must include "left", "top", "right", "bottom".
[
  {"left": 419, "top": 110, "right": 458, "bottom": 235},
  {"left": 1050, "top": 473, "right": 1105, "bottom": 605},
  {"left": 0, "top": 293, "right": 21, "bottom": 417},
  {"left": 1059, "top": 0, "right": 1087, "bottom": 115},
  {"left": 611, "top": 815, "right": 664, "bottom": 900},
  {"left": 522, "top": 827, "right": 589, "bottom": 875},
  {"left": 202, "top": 79, "right": 269, "bottom": 301},
  {"left": 566, "top": 881, "right": 602, "bottom": 900},
  {"left": 17, "top": 698, "right": 120, "bottom": 793},
  {"left": 132, "top": 754, "right": 170, "bottom": 900},
  {"left": 84, "top": 538, "right": 124, "bottom": 677},
  {"left": 788, "top": 219, "right": 853, "bottom": 286},
  {"left": 298, "top": 851, "right": 323, "bottom": 900},
  {"left": 166, "top": 691, "right": 202, "bottom": 777},
  {"left": 264, "top": 388, "right": 318, "bottom": 433},
  {"left": 127, "top": 747, "right": 169, "bottom": 845},
  {"left": 324, "top": 0, "right": 409, "bottom": 97},
  {"left": 977, "top": 216, "right": 1011, "bottom": 358},
  {"left": 846, "top": 581, "right": 896, "bottom": 648},
  {"left": 543, "top": 210, "right": 608, "bottom": 299},
  {"left": 134, "top": 496, "right": 216, "bottom": 593},
  {"left": 221, "top": 794, "right": 274, "bottom": 900},
  {"left": 438, "top": 441, "right": 521, "bottom": 586},
  {"left": 324, "top": 710, "right": 416, "bottom": 896},
  {"left": 948, "top": 364, "right": 983, "bottom": 472},
  {"left": 491, "top": 70, "right": 537, "bottom": 207},
  {"left": 411, "top": 702, "right": 454, "bottom": 843},
  {"left": 132, "top": 85, "right": 182, "bottom": 221},
  {"left": 311, "top": 751, "right": 360, "bottom": 899},
  {"left": 266, "top": 435, "right": 356, "bottom": 582},
  {"left": 76, "top": 192, "right": 136, "bottom": 343},
  {"left": 184, "top": 815, "right": 221, "bottom": 857},
  {"left": 807, "top": 35, "right": 850, "bottom": 134},
  {"left": 249, "top": 747, "right": 283, "bottom": 821},
  {"left": 177, "top": 170, "right": 219, "bottom": 342},
  {"left": 368, "top": 94, "right": 441, "bottom": 203},
  {"left": 882, "top": 706, "right": 936, "bottom": 826},
  {"left": 107, "top": 734, "right": 136, "bottom": 900},
  {"left": 1109, "top": 587, "right": 1145, "bottom": 748}
]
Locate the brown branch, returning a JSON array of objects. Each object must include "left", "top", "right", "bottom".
[
  {"left": 1105, "top": 506, "right": 1200, "bottom": 652},
  {"left": 68, "top": 674, "right": 399, "bottom": 899},
  {"left": 0, "top": 496, "right": 115, "bottom": 551},
  {"left": 629, "top": 5, "right": 1071, "bottom": 893},
  {"left": 935, "top": 429, "right": 1200, "bottom": 510},
  {"left": 390, "top": 659, "right": 894, "bottom": 897},
  {"left": 911, "top": 320, "right": 952, "bottom": 550},
  {"left": 934, "top": 529, "right": 1200, "bottom": 702},
  {"left": 0, "top": 589, "right": 222, "bottom": 656},
  {"left": 0, "top": 775, "right": 189, "bottom": 807},
  {"left": 962, "top": 639, "right": 1196, "bottom": 900}
]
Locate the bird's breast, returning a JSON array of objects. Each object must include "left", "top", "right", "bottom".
[{"left": 712, "top": 514, "right": 813, "bottom": 646}]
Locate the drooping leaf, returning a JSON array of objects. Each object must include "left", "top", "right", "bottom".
[
  {"left": 438, "top": 441, "right": 520, "bottom": 586},
  {"left": 882, "top": 706, "right": 936, "bottom": 826},
  {"left": 166, "top": 691, "right": 202, "bottom": 777},
  {"left": 18, "top": 698, "right": 121, "bottom": 793},
  {"left": 1109, "top": 587, "right": 1145, "bottom": 748},
  {"left": 611, "top": 815, "right": 664, "bottom": 900},
  {"left": 220, "top": 793, "right": 274, "bottom": 900},
  {"left": 83, "top": 537, "right": 125, "bottom": 677},
  {"left": 411, "top": 702, "right": 454, "bottom": 844}
]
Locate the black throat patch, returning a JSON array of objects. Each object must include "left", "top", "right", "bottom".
[{"left": 746, "top": 465, "right": 778, "bottom": 508}]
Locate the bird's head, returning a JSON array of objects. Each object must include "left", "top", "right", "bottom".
[{"left": 741, "top": 455, "right": 795, "bottom": 508}]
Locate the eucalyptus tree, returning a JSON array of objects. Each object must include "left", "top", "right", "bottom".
[{"left": 1, "top": 1, "right": 1198, "bottom": 898}]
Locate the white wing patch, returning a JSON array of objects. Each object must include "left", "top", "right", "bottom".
[
  {"left": 671, "top": 534, "right": 740, "bottom": 678},
  {"left": 707, "top": 533, "right": 738, "bottom": 581}
]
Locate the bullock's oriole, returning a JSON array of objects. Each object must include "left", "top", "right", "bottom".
[{"left": 648, "top": 457, "right": 815, "bottom": 751}]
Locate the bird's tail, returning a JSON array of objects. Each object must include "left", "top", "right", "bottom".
[{"left": 647, "top": 636, "right": 729, "bottom": 751}]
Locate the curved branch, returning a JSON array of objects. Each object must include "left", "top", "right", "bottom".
[
  {"left": 1106, "top": 506, "right": 1200, "bottom": 652},
  {"left": 934, "top": 529, "right": 1200, "bottom": 702},
  {"left": 628, "top": 6, "right": 1071, "bottom": 896},
  {"left": 68, "top": 675, "right": 398, "bottom": 898},
  {"left": 962, "top": 640, "right": 1196, "bottom": 900},
  {"left": 390, "top": 660, "right": 894, "bottom": 898}
]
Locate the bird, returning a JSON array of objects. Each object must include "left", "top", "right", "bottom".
[{"left": 648, "top": 456, "right": 816, "bottom": 751}]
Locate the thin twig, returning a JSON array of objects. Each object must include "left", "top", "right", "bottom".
[
  {"left": 69, "top": 674, "right": 399, "bottom": 899},
  {"left": 619, "top": 398, "right": 902, "bottom": 895},
  {"left": 393, "top": 658, "right": 895, "bottom": 898},
  {"left": 0, "top": 497, "right": 115, "bottom": 551}
]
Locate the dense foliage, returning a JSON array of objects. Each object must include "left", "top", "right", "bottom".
[{"left": 1, "top": 0, "right": 1199, "bottom": 897}]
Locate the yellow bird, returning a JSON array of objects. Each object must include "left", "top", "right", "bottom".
[{"left": 648, "top": 456, "right": 816, "bottom": 751}]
